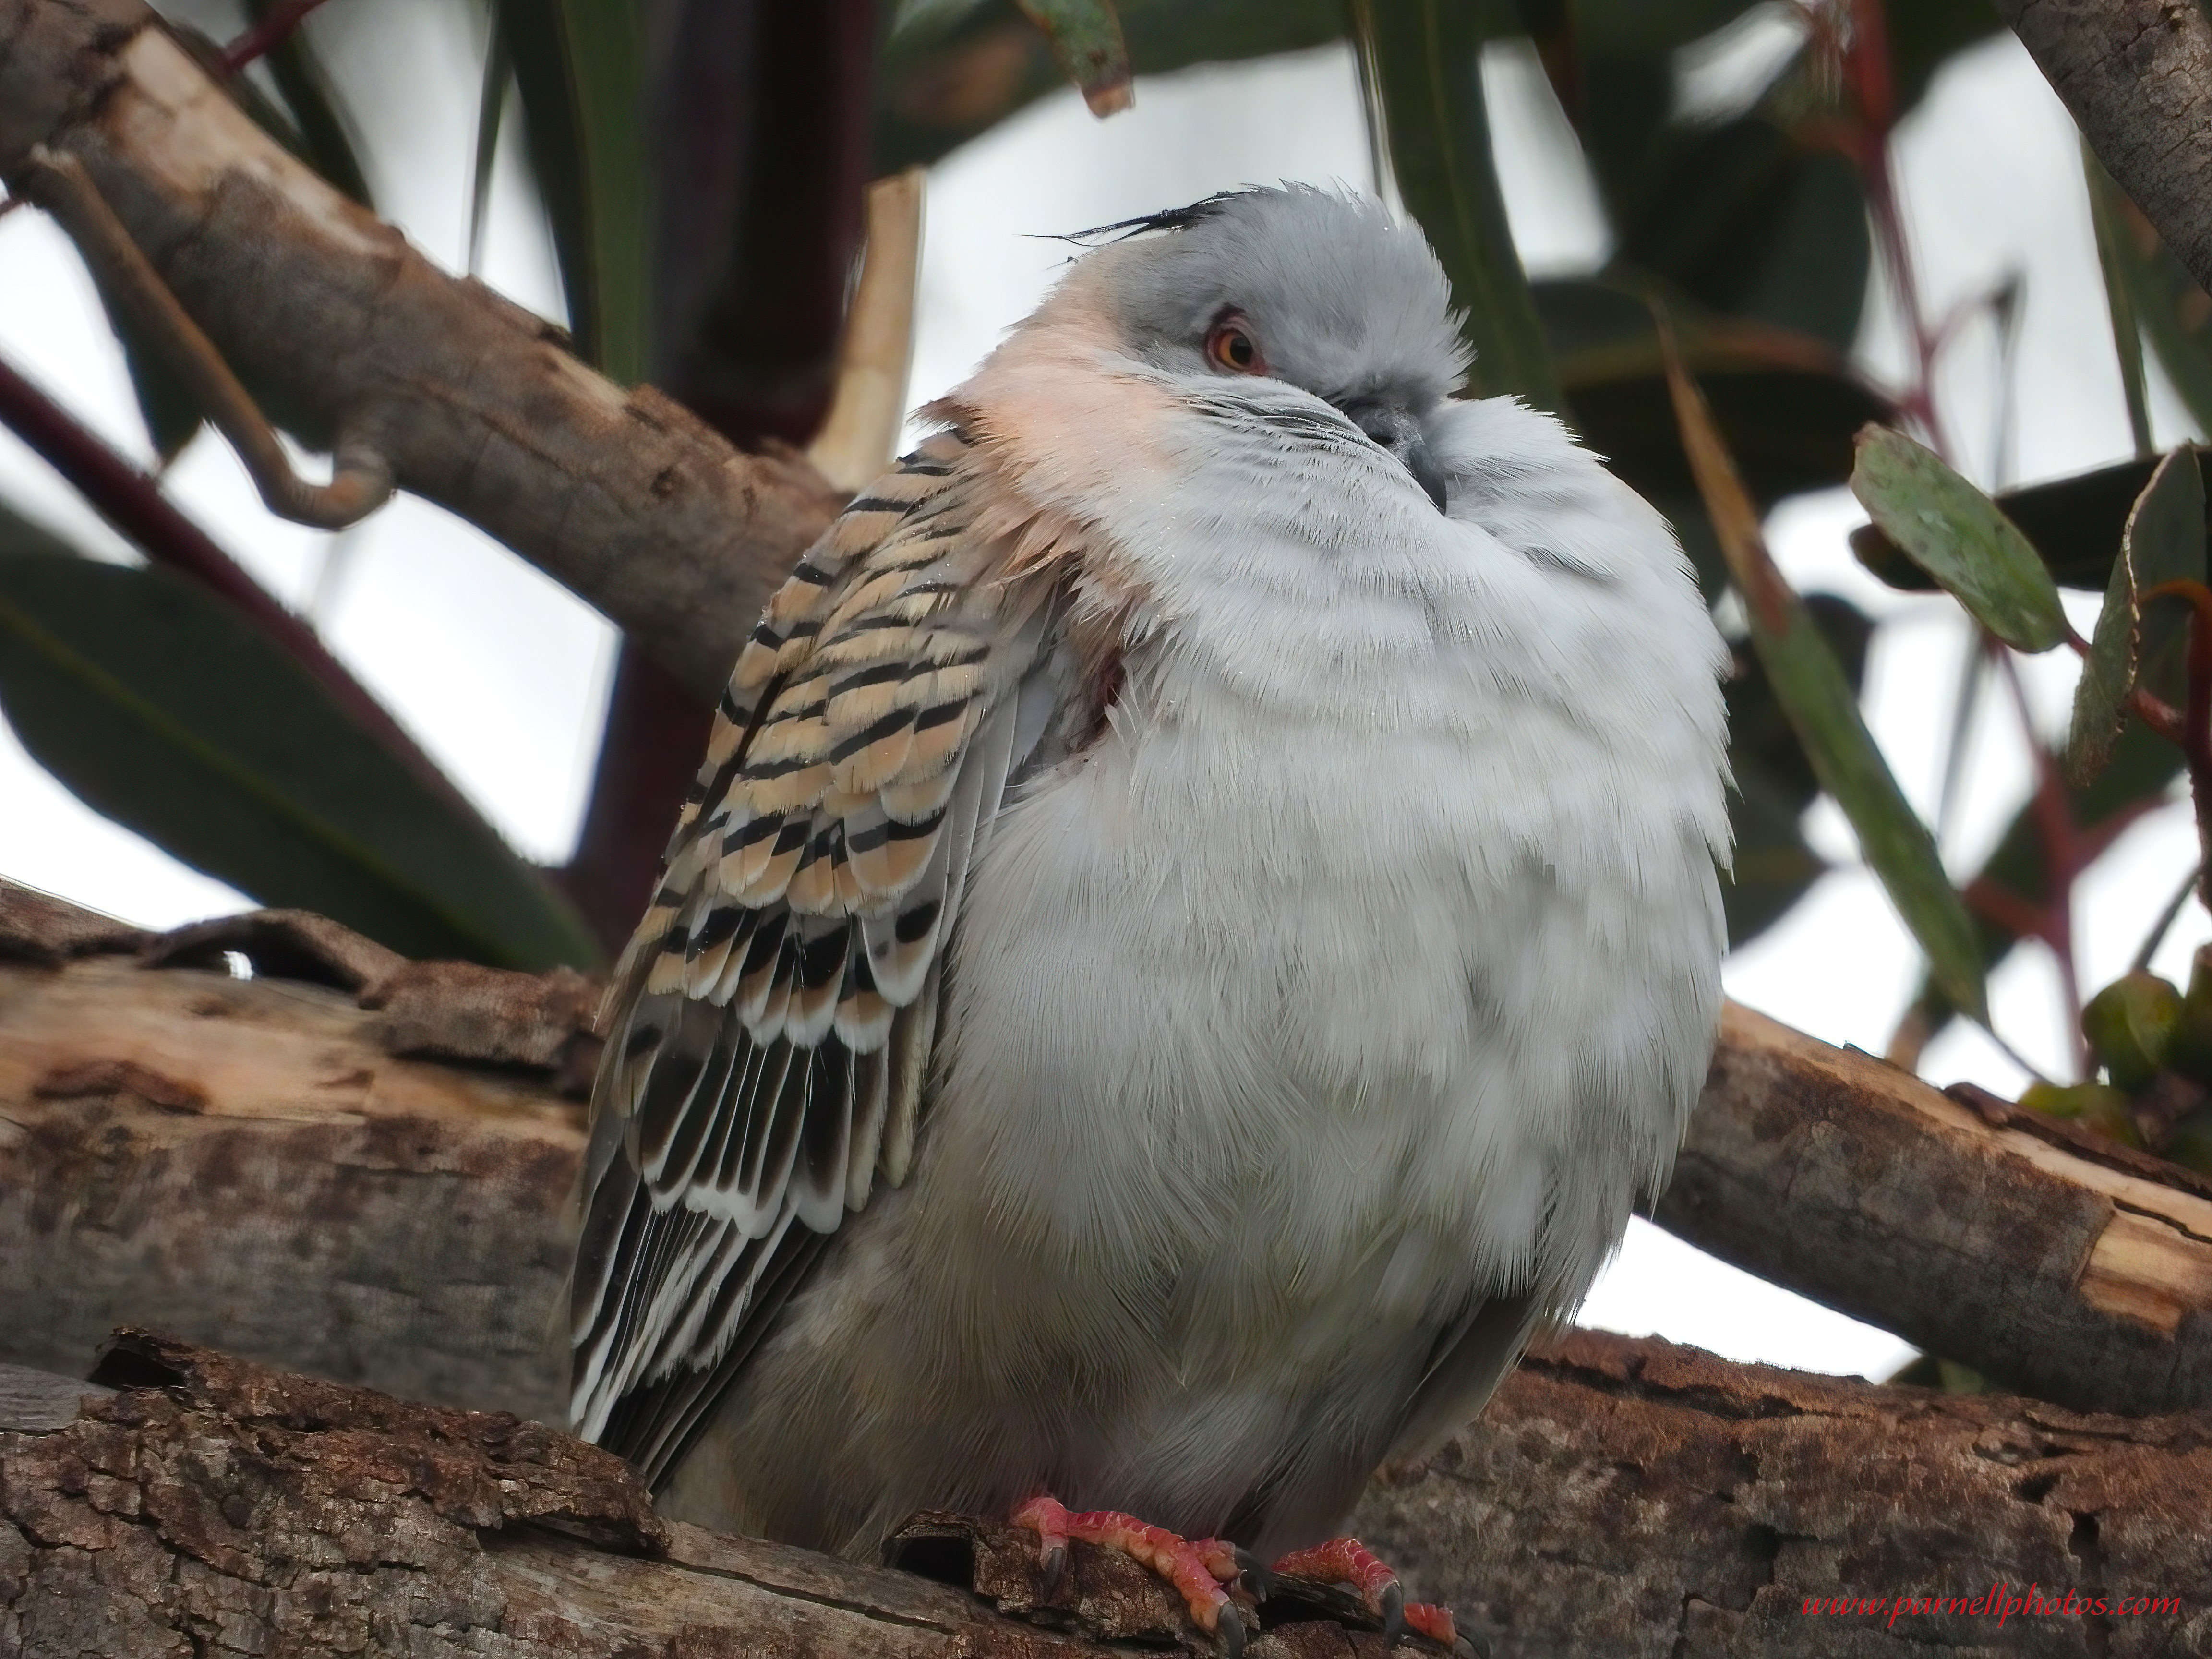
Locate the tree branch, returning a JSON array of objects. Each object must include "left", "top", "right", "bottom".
[
  {"left": 4, "top": 1327, "right": 2206, "bottom": 1658},
  {"left": 1664, "top": 1003, "right": 2212, "bottom": 1416},
  {"left": 1995, "top": 0, "right": 2212, "bottom": 299},
  {"left": 0, "top": 0, "right": 845, "bottom": 704}
]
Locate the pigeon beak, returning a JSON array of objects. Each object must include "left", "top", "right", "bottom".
[{"left": 1346, "top": 401, "right": 1449, "bottom": 513}]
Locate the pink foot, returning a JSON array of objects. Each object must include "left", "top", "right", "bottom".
[
  {"left": 1272, "top": 1536, "right": 1461, "bottom": 1648},
  {"left": 1013, "top": 1493, "right": 1246, "bottom": 1653}
]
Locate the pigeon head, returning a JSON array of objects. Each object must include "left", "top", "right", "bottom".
[{"left": 1079, "top": 185, "right": 1470, "bottom": 510}]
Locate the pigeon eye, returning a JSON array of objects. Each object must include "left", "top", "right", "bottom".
[{"left": 1205, "top": 313, "right": 1267, "bottom": 376}]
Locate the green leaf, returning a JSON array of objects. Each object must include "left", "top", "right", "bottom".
[
  {"left": 1014, "top": 0, "right": 1132, "bottom": 115},
  {"left": 1574, "top": 0, "right": 1765, "bottom": 55},
  {"left": 503, "top": 0, "right": 652, "bottom": 384},
  {"left": 1663, "top": 340, "right": 1984, "bottom": 1018},
  {"left": 105, "top": 299, "right": 204, "bottom": 463},
  {"left": 1851, "top": 450, "right": 2188, "bottom": 594},
  {"left": 2084, "top": 144, "right": 2153, "bottom": 458},
  {"left": 1723, "top": 765, "right": 1826, "bottom": 947},
  {"left": 875, "top": 0, "right": 1344, "bottom": 172},
  {"left": 0, "top": 517, "right": 601, "bottom": 971},
  {"left": 2068, "top": 447, "right": 2204, "bottom": 783},
  {"left": 1352, "top": 0, "right": 1562, "bottom": 411},
  {"left": 467, "top": 1, "right": 512, "bottom": 276},
  {"left": 1851, "top": 425, "right": 2071, "bottom": 653},
  {"left": 1721, "top": 594, "right": 1875, "bottom": 947},
  {"left": 2096, "top": 173, "right": 2212, "bottom": 442}
]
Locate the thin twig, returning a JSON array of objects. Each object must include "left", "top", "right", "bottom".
[
  {"left": 1833, "top": 0, "right": 1955, "bottom": 458},
  {"left": 19, "top": 144, "right": 392, "bottom": 531},
  {"left": 1968, "top": 1012, "right": 2057, "bottom": 1088},
  {"left": 0, "top": 349, "right": 479, "bottom": 824},
  {"left": 2133, "top": 860, "right": 2203, "bottom": 974}
]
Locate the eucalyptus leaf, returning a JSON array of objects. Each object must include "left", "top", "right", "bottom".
[
  {"left": 2098, "top": 178, "right": 2212, "bottom": 442},
  {"left": 1884, "top": 0, "right": 2002, "bottom": 120},
  {"left": 1352, "top": 0, "right": 1562, "bottom": 411},
  {"left": 503, "top": 0, "right": 651, "bottom": 383},
  {"left": 2068, "top": 447, "right": 2205, "bottom": 784},
  {"left": 1851, "top": 425, "right": 2070, "bottom": 653},
  {"left": 1723, "top": 766, "right": 1827, "bottom": 948},
  {"left": 242, "top": 0, "right": 375, "bottom": 207},
  {"left": 2084, "top": 145, "right": 2153, "bottom": 458},
  {"left": 1014, "top": 0, "right": 1133, "bottom": 114},
  {"left": 1720, "top": 593, "right": 1874, "bottom": 948},
  {"left": 1851, "top": 450, "right": 2191, "bottom": 594},
  {"left": 0, "top": 522, "right": 600, "bottom": 970},
  {"left": 1665, "top": 347, "right": 1984, "bottom": 1018}
]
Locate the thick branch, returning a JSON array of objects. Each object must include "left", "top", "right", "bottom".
[
  {"left": 0, "top": 1334, "right": 1141, "bottom": 1659},
  {"left": 1995, "top": 0, "right": 2212, "bottom": 299},
  {"left": 1660, "top": 1003, "right": 2212, "bottom": 1416},
  {"left": 0, "top": 0, "right": 844, "bottom": 703},
  {"left": 3, "top": 1331, "right": 2206, "bottom": 1658},
  {"left": 1353, "top": 1330, "right": 2212, "bottom": 1655}
]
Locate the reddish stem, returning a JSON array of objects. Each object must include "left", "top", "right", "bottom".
[
  {"left": 2128, "top": 684, "right": 2187, "bottom": 745},
  {"left": 1804, "top": 0, "right": 1953, "bottom": 456},
  {"left": 0, "top": 348, "right": 480, "bottom": 822},
  {"left": 220, "top": 0, "right": 333, "bottom": 74}
]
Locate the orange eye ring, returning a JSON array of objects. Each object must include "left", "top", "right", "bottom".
[{"left": 1205, "top": 312, "right": 1268, "bottom": 376}]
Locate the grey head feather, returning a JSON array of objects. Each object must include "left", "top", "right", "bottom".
[{"left": 1086, "top": 185, "right": 1471, "bottom": 416}]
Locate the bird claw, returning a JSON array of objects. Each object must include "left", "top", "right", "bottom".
[
  {"left": 1038, "top": 1540, "right": 1070, "bottom": 1599},
  {"left": 1379, "top": 1578, "right": 1406, "bottom": 1646},
  {"left": 1011, "top": 1494, "right": 1243, "bottom": 1652},
  {"left": 1217, "top": 1600, "right": 1246, "bottom": 1659},
  {"left": 1233, "top": 1546, "right": 1276, "bottom": 1600},
  {"left": 1265, "top": 1536, "right": 1463, "bottom": 1650}
]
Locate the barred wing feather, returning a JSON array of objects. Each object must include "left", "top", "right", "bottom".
[{"left": 569, "top": 429, "right": 1062, "bottom": 1483}]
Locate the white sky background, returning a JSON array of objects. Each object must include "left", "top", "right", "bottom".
[{"left": 1, "top": 5, "right": 2195, "bottom": 1382}]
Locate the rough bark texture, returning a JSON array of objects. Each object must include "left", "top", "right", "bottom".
[
  {"left": 0, "top": 1333, "right": 1167, "bottom": 1659},
  {"left": 1996, "top": 0, "right": 2212, "bottom": 301},
  {"left": 1351, "top": 1330, "right": 2212, "bottom": 1658},
  {"left": 2, "top": 1331, "right": 2207, "bottom": 1659},
  {"left": 0, "top": 0, "right": 845, "bottom": 705},
  {"left": 0, "top": 886, "right": 592, "bottom": 1421},
  {"left": 1659, "top": 1004, "right": 2212, "bottom": 1417}
]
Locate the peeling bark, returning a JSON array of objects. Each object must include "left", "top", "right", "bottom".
[
  {"left": 0, "top": 888, "right": 589, "bottom": 1420},
  {"left": 0, "top": 0, "right": 844, "bottom": 704},
  {"left": 0, "top": 1333, "right": 1144, "bottom": 1659}
]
